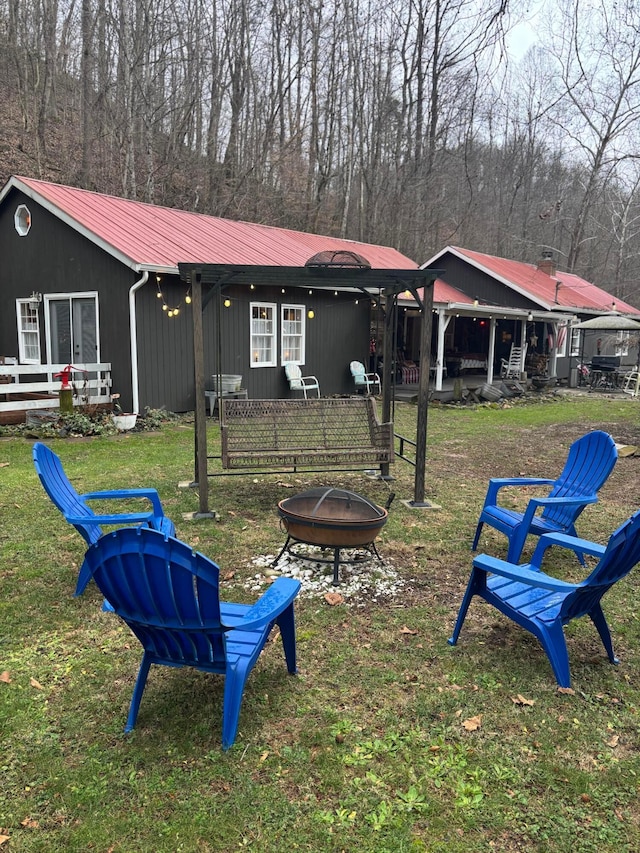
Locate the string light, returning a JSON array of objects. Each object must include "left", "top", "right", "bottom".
[
  {"left": 224, "top": 299, "right": 231, "bottom": 308},
  {"left": 155, "top": 274, "right": 189, "bottom": 318}
]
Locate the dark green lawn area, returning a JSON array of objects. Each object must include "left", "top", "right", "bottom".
[{"left": 2, "top": 395, "right": 640, "bottom": 852}]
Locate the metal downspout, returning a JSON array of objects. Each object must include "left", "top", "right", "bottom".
[{"left": 128, "top": 270, "right": 149, "bottom": 414}]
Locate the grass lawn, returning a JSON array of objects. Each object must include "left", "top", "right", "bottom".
[{"left": 1, "top": 395, "right": 640, "bottom": 852}]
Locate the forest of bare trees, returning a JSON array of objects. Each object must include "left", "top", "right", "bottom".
[{"left": 1, "top": 0, "right": 640, "bottom": 305}]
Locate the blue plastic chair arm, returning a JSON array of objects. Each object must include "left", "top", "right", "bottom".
[
  {"left": 473, "top": 553, "right": 577, "bottom": 593},
  {"left": 485, "top": 477, "right": 555, "bottom": 504},
  {"left": 530, "top": 531, "right": 607, "bottom": 568},
  {"left": 519, "top": 494, "right": 597, "bottom": 526},
  {"left": 82, "top": 488, "right": 164, "bottom": 516},
  {"left": 66, "top": 511, "right": 157, "bottom": 526},
  {"left": 229, "top": 577, "right": 301, "bottom": 632}
]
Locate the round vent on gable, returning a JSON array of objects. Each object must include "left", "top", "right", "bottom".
[{"left": 14, "top": 204, "right": 32, "bottom": 236}]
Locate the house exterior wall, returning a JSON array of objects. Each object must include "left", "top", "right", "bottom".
[
  {"left": 0, "top": 186, "right": 136, "bottom": 402},
  {"left": 1, "top": 187, "right": 372, "bottom": 413},
  {"left": 134, "top": 280, "right": 370, "bottom": 411},
  {"left": 427, "top": 253, "right": 536, "bottom": 309}
]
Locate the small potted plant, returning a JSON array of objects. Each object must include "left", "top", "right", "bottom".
[{"left": 111, "top": 393, "right": 138, "bottom": 431}]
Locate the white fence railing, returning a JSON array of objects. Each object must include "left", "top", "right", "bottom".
[{"left": 0, "top": 362, "right": 112, "bottom": 414}]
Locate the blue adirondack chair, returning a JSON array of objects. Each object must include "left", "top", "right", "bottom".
[
  {"left": 33, "top": 441, "right": 175, "bottom": 546},
  {"left": 450, "top": 508, "right": 640, "bottom": 687},
  {"left": 350, "top": 360, "right": 381, "bottom": 395},
  {"left": 76, "top": 527, "right": 301, "bottom": 749},
  {"left": 472, "top": 430, "right": 617, "bottom": 563}
]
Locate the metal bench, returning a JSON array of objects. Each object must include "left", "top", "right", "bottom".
[{"left": 219, "top": 397, "right": 394, "bottom": 473}]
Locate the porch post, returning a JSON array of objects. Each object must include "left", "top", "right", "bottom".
[
  {"left": 520, "top": 318, "right": 528, "bottom": 376},
  {"left": 412, "top": 281, "right": 434, "bottom": 505},
  {"left": 380, "top": 293, "right": 394, "bottom": 480},
  {"left": 435, "top": 309, "right": 449, "bottom": 391},
  {"left": 548, "top": 322, "right": 559, "bottom": 378},
  {"left": 192, "top": 271, "right": 212, "bottom": 516},
  {"left": 487, "top": 317, "right": 497, "bottom": 384}
]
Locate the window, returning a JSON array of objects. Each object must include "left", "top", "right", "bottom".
[
  {"left": 281, "top": 304, "right": 305, "bottom": 364},
  {"left": 556, "top": 322, "right": 568, "bottom": 358},
  {"left": 250, "top": 302, "right": 276, "bottom": 366},
  {"left": 16, "top": 299, "right": 41, "bottom": 363},
  {"left": 14, "top": 204, "right": 31, "bottom": 236},
  {"left": 615, "top": 330, "right": 629, "bottom": 357},
  {"left": 45, "top": 293, "right": 99, "bottom": 364},
  {"left": 570, "top": 327, "right": 581, "bottom": 357}
]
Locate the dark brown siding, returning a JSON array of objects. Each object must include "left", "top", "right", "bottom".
[
  {"left": 0, "top": 186, "right": 136, "bottom": 402},
  {"left": 1, "top": 188, "right": 371, "bottom": 413},
  {"left": 428, "top": 254, "right": 536, "bottom": 309}
]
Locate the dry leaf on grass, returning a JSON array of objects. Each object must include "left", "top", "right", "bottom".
[
  {"left": 400, "top": 625, "right": 418, "bottom": 635},
  {"left": 324, "top": 592, "right": 344, "bottom": 606},
  {"left": 0, "top": 835, "right": 9, "bottom": 846},
  {"left": 0, "top": 672, "right": 10, "bottom": 684},
  {"left": 462, "top": 714, "right": 482, "bottom": 731},
  {"left": 606, "top": 735, "right": 620, "bottom": 748},
  {"left": 511, "top": 694, "right": 535, "bottom": 706},
  {"left": 557, "top": 686, "right": 575, "bottom": 695},
  {"left": 0, "top": 462, "right": 9, "bottom": 468},
  {"left": 20, "top": 818, "right": 39, "bottom": 829},
  {"left": 29, "top": 678, "right": 43, "bottom": 690}
]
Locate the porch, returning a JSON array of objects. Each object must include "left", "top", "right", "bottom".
[{"left": 0, "top": 362, "right": 112, "bottom": 424}]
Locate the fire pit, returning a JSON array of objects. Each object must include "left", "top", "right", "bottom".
[{"left": 274, "top": 487, "right": 389, "bottom": 585}]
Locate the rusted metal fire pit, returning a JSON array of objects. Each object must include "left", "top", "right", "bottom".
[{"left": 274, "top": 487, "right": 389, "bottom": 585}]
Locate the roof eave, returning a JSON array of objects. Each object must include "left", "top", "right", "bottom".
[
  {"left": 8, "top": 176, "right": 143, "bottom": 273},
  {"left": 422, "top": 246, "right": 554, "bottom": 310}
]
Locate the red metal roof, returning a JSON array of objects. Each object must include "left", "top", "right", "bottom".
[
  {"left": 8, "top": 176, "right": 418, "bottom": 272},
  {"left": 453, "top": 246, "right": 639, "bottom": 314},
  {"left": 398, "top": 279, "right": 473, "bottom": 306}
]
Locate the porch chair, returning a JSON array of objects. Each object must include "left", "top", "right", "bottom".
[
  {"left": 450, "top": 508, "right": 640, "bottom": 687},
  {"left": 472, "top": 430, "right": 617, "bottom": 563},
  {"left": 500, "top": 343, "right": 527, "bottom": 379},
  {"left": 622, "top": 370, "right": 640, "bottom": 397},
  {"left": 33, "top": 441, "right": 175, "bottom": 547},
  {"left": 350, "top": 360, "right": 381, "bottom": 395},
  {"left": 284, "top": 362, "right": 320, "bottom": 398},
  {"left": 76, "top": 527, "right": 301, "bottom": 749}
]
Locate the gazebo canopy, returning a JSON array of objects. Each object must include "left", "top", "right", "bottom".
[{"left": 572, "top": 314, "right": 640, "bottom": 330}]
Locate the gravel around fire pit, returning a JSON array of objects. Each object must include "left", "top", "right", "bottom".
[{"left": 246, "top": 544, "right": 407, "bottom": 604}]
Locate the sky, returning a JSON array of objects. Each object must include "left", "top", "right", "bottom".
[{"left": 506, "top": 0, "right": 545, "bottom": 59}]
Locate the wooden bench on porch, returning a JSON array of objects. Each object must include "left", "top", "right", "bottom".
[{"left": 219, "top": 397, "right": 394, "bottom": 473}]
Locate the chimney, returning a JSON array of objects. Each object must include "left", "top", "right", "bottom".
[{"left": 537, "top": 250, "right": 556, "bottom": 277}]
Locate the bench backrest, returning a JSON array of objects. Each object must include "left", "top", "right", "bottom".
[{"left": 221, "top": 397, "right": 392, "bottom": 458}]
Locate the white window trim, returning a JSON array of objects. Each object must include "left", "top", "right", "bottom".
[
  {"left": 570, "top": 327, "right": 581, "bottom": 357},
  {"left": 616, "top": 330, "right": 629, "bottom": 357},
  {"left": 250, "top": 301, "right": 277, "bottom": 367},
  {"left": 44, "top": 291, "right": 101, "bottom": 364},
  {"left": 281, "top": 303, "right": 306, "bottom": 365},
  {"left": 14, "top": 204, "right": 31, "bottom": 236},
  {"left": 16, "top": 298, "right": 42, "bottom": 364},
  {"left": 556, "top": 322, "right": 568, "bottom": 358}
]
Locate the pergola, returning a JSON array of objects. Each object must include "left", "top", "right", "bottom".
[{"left": 179, "top": 260, "right": 443, "bottom": 516}]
